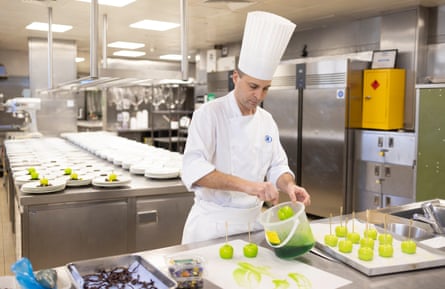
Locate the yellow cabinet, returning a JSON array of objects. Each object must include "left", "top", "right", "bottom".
[{"left": 362, "top": 69, "right": 405, "bottom": 130}]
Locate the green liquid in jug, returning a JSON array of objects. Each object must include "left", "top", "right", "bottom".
[
  {"left": 274, "top": 243, "right": 314, "bottom": 259},
  {"left": 273, "top": 225, "right": 315, "bottom": 259}
]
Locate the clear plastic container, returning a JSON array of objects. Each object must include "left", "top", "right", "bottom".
[
  {"left": 166, "top": 255, "right": 205, "bottom": 289},
  {"left": 260, "top": 201, "right": 315, "bottom": 259}
]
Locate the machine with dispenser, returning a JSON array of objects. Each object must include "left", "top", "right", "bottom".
[{"left": 0, "top": 96, "right": 42, "bottom": 138}]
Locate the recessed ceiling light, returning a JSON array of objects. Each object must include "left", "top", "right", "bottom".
[
  {"left": 77, "top": 0, "right": 136, "bottom": 7},
  {"left": 26, "top": 22, "right": 73, "bottom": 33},
  {"left": 113, "top": 50, "right": 146, "bottom": 57},
  {"left": 75, "top": 57, "right": 85, "bottom": 63},
  {"left": 130, "top": 20, "right": 180, "bottom": 31},
  {"left": 160, "top": 54, "right": 187, "bottom": 61},
  {"left": 108, "top": 41, "right": 145, "bottom": 49}
]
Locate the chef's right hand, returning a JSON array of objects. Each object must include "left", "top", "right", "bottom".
[{"left": 246, "top": 181, "right": 279, "bottom": 205}]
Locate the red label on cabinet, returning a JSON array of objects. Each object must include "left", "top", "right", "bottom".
[{"left": 371, "top": 80, "right": 380, "bottom": 90}]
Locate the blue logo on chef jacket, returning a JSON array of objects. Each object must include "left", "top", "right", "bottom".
[{"left": 265, "top": 135, "right": 272, "bottom": 143}]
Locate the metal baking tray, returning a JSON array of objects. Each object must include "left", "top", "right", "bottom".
[
  {"left": 311, "top": 220, "right": 445, "bottom": 276},
  {"left": 66, "top": 254, "right": 177, "bottom": 289}
]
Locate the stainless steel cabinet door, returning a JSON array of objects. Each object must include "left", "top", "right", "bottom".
[
  {"left": 135, "top": 194, "right": 193, "bottom": 251},
  {"left": 301, "top": 87, "right": 347, "bottom": 217},
  {"left": 26, "top": 200, "right": 129, "bottom": 270}
]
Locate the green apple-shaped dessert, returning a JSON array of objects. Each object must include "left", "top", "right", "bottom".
[
  {"left": 64, "top": 167, "right": 72, "bottom": 175},
  {"left": 219, "top": 243, "right": 234, "bottom": 259},
  {"left": 401, "top": 239, "right": 417, "bottom": 254},
  {"left": 30, "top": 171, "right": 39, "bottom": 180},
  {"left": 335, "top": 225, "right": 348, "bottom": 237},
  {"left": 243, "top": 242, "right": 258, "bottom": 258},
  {"left": 39, "top": 178, "right": 49, "bottom": 187},
  {"left": 347, "top": 232, "right": 361, "bottom": 244},
  {"left": 338, "top": 239, "right": 353, "bottom": 253},
  {"left": 107, "top": 173, "right": 118, "bottom": 182},
  {"left": 360, "top": 237, "right": 375, "bottom": 249},
  {"left": 324, "top": 234, "right": 338, "bottom": 247},
  {"left": 378, "top": 244, "right": 394, "bottom": 257},
  {"left": 277, "top": 205, "right": 294, "bottom": 221},
  {"left": 358, "top": 246, "right": 374, "bottom": 261},
  {"left": 363, "top": 228, "right": 378, "bottom": 240},
  {"left": 70, "top": 173, "right": 79, "bottom": 180},
  {"left": 378, "top": 233, "right": 393, "bottom": 245}
]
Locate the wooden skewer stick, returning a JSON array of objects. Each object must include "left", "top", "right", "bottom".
[
  {"left": 329, "top": 213, "right": 333, "bottom": 235},
  {"left": 366, "top": 210, "right": 370, "bottom": 231},
  {"left": 352, "top": 212, "right": 356, "bottom": 232},
  {"left": 248, "top": 222, "right": 251, "bottom": 243},
  {"left": 340, "top": 206, "right": 343, "bottom": 227}
]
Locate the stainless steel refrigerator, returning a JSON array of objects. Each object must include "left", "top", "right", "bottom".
[{"left": 263, "top": 59, "right": 369, "bottom": 217}]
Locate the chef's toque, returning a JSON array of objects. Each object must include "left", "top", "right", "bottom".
[{"left": 238, "top": 11, "right": 296, "bottom": 81}]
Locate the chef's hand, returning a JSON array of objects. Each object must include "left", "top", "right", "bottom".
[
  {"left": 286, "top": 184, "right": 311, "bottom": 206},
  {"left": 246, "top": 181, "right": 280, "bottom": 205}
]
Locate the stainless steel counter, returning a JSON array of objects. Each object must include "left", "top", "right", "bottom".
[
  {"left": 15, "top": 172, "right": 187, "bottom": 206},
  {"left": 138, "top": 230, "right": 445, "bottom": 289},
  {"left": 4, "top": 136, "right": 193, "bottom": 270}
]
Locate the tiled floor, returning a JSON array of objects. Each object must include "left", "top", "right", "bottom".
[{"left": 0, "top": 177, "right": 16, "bottom": 276}]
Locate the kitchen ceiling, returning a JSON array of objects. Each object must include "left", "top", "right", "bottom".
[{"left": 1, "top": 0, "right": 445, "bottom": 66}]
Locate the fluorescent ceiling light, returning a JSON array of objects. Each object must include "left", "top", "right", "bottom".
[
  {"left": 108, "top": 41, "right": 145, "bottom": 49},
  {"left": 26, "top": 22, "right": 72, "bottom": 33},
  {"left": 113, "top": 50, "right": 146, "bottom": 57},
  {"left": 160, "top": 54, "right": 187, "bottom": 61},
  {"left": 130, "top": 20, "right": 180, "bottom": 31},
  {"left": 77, "top": 0, "right": 136, "bottom": 7},
  {"left": 75, "top": 57, "right": 85, "bottom": 63}
]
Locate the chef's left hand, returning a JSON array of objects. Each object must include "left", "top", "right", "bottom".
[{"left": 286, "top": 184, "right": 311, "bottom": 206}]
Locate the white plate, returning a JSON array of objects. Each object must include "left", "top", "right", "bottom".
[
  {"left": 92, "top": 176, "right": 132, "bottom": 187},
  {"left": 66, "top": 176, "right": 93, "bottom": 187},
  {"left": 144, "top": 167, "right": 180, "bottom": 179},
  {"left": 21, "top": 180, "right": 66, "bottom": 194},
  {"left": 15, "top": 175, "right": 41, "bottom": 185}
]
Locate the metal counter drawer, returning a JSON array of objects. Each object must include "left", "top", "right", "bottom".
[
  {"left": 355, "top": 130, "right": 416, "bottom": 166},
  {"left": 135, "top": 193, "right": 193, "bottom": 251}
]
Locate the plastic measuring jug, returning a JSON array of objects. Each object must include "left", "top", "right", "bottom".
[{"left": 260, "top": 201, "right": 315, "bottom": 259}]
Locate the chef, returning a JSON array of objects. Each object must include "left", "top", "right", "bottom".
[{"left": 181, "top": 11, "right": 310, "bottom": 244}]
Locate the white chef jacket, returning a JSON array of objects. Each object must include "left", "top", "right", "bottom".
[{"left": 181, "top": 91, "right": 293, "bottom": 244}]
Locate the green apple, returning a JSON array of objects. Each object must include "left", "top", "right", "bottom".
[
  {"left": 401, "top": 239, "right": 417, "bottom": 254},
  {"left": 338, "top": 239, "right": 353, "bottom": 253},
  {"left": 358, "top": 246, "right": 374, "bottom": 261},
  {"left": 243, "top": 243, "right": 258, "bottom": 258},
  {"left": 378, "top": 233, "right": 393, "bottom": 245},
  {"left": 335, "top": 225, "right": 348, "bottom": 237},
  {"left": 378, "top": 244, "right": 394, "bottom": 257},
  {"left": 70, "top": 173, "right": 79, "bottom": 180},
  {"left": 30, "top": 171, "right": 39, "bottom": 180},
  {"left": 363, "top": 228, "right": 378, "bottom": 240},
  {"left": 360, "top": 237, "right": 375, "bottom": 249},
  {"left": 347, "top": 232, "right": 361, "bottom": 244},
  {"left": 324, "top": 234, "right": 338, "bottom": 247},
  {"left": 219, "top": 243, "right": 234, "bottom": 259},
  {"left": 277, "top": 205, "right": 294, "bottom": 220},
  {"left": 107, "top": 173, "right": 118, "bottom": 182},
  {"left": 64, "top": 167, "right": 72, "bottom": 175},
  {"left": 39, "top": 178, "right": 49, "bottom": 186}
]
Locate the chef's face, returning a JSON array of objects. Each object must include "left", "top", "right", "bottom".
[{"left": 233, "top": 70, "right": 272, "bottom": 115}]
